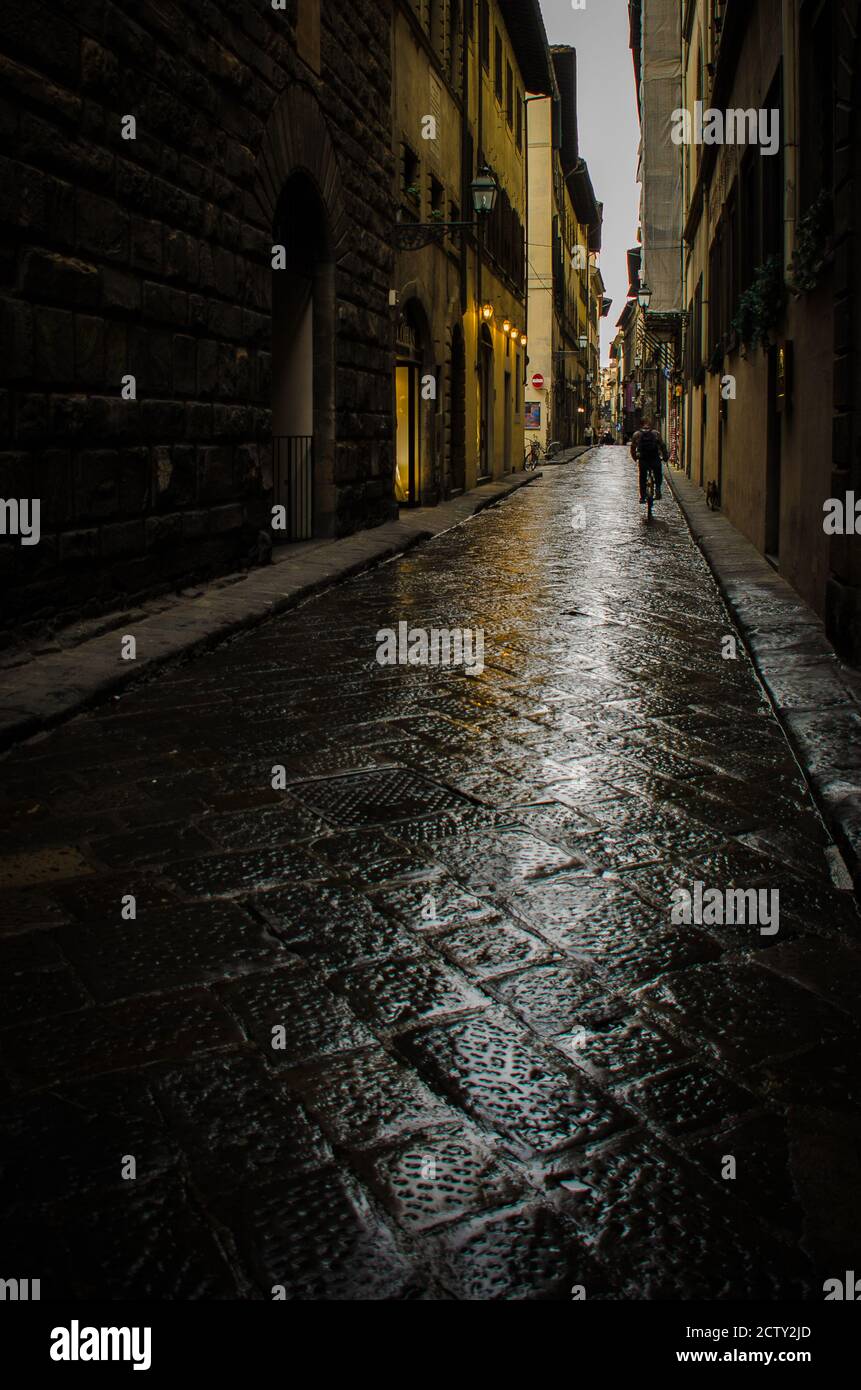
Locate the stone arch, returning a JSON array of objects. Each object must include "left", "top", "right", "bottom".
[
  {"left": 479, "top": 321, "right": 495, "bottom": 479},
  {"left": 252, "top": 84, "right": 349, "bottom": 259},
  {"left": 256, "top": 85, "right": 348, "bottom": 540}
]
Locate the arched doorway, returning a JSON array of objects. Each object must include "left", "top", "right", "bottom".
[
  {"left": 395, "top": 299, "right": 434, "bottom": 507},
  {"left": 450, "top": 323, "right": 466, "bottom": 494},
  {"left": 479, "top": 323, "right": 494, "bottom": 480},
  {"left": 271, "top": 173, "right": 335, "bottom": 541},
  {"left": 253, "top": 84, "right": 348, "bottom": 543}
]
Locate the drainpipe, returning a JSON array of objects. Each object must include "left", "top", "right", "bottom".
[{"left": 782, "top": 0, "right": 798, "bottom": 273}]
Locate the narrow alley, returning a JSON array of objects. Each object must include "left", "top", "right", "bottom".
[{"left": 3, "top": 448, "right": 858, "bottom": 1301}]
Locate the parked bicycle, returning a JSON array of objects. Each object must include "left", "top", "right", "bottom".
[
  {"left": 524, "top": 438, "right": 562, "bottom": 470},
  {"left": 524, "top": 439, "right": 542, "bottom": 470}
]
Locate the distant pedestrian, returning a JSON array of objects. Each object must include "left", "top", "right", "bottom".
[{"left": 584, "top": 425, "right": 593, "bottom": 446}]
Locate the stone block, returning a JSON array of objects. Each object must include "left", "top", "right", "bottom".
[
  {"left": 185, "top": 401, "right": 213, "bottom": 440},
  {"left": 20, "top": 249, "right": 100, "bottom": 309},
  {"left": 14, "top": 392, "right": 49, "bottom": 443},
  {"left": 101, "top": 518, "right": 146, "bottom": 559},
  {"left": 143, "top": 281, "right": 188, "bottom": 328},
  {"left": 145, "top": 512, "right": 184, "bottom": 551},
  {"left": 74, "top": 314, "right": 105, "bottom": 386},
  {"left": 197, "top": 445, "right": 234, "bottom": 503},
  {"left": 119, "top": 447, "right": 150, "bottom": 514},
  {"left": 151, "top": 442, "right": 196, "bottom": 510},
  {"left": 0, "top": 0, "right": 79, "bottom": 81},
  {"left": 59, "top": 527, "right": 99, "bottom": 561},
  {"left": 0, "top": 296, "right": 34, "bottom": 379},
  {"left": 208, "top": 503, "right": 244, "bottom": 533},
  {"left": 32, "top": 449, "right": 73, "bottom": 526},
  {"left": 131, "top": 217, "right": 163, "bottom": 274},
  {"left": 0, "top": 157, "right": 74, "bottom": 239},
  {"left": 212, "top": 403, "right": 251, "bottom": 439},
  {"left": 181, "top": 509, "right": 209, "bottom": 538},
  {"left": 141, "top": 398, "right": 185, "bottom": 440},
  {"left": 197, "top": 338, "right": 218, "bottom": 395},
  {"left": 104, "top": 321, "right": 127, "bottom": 384},
  {"left": 49, "top": 392, "right": 90, "bottom": 441},
  {"left": 74, "top": 450, "right": 120, "bottom": 520},
  {"left": 77, "top": 189, "right": 128, "bottom": 262},
  {"left": 173, "top": 334, "right": 197, "bottom": 394},
  {"left": 80, "top": 37, "right": 120, "bottom": 99},
  {"left": 101, "top": 267, "right": 140, "bottom": 313}
]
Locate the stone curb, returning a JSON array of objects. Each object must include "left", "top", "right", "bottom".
[
  {"left": 669, "top": 465, "right": 861, "bottom": 893},
  {"left": 0, "top": 472, "right": 539, "bottom": 754}
]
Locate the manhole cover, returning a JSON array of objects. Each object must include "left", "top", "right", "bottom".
[{"left": 289, "top": 768, "right": 473, "bottom": 828}]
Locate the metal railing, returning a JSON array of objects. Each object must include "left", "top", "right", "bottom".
[{"left": 273, "top": 436, "right": 313, "bottom": 541}]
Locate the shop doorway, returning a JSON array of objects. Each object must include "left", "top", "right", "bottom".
[
  {"left": 765, "top": 346, "right": 782, "bottom": 565},
  {"left": 395, "top": 300, "right": 435, "bottom": 507},
  {"left": 479, "top": 324, "right": 494, "bottom": 480},
  {"left": 503, "top": 369, "right": 512, "bottom": 474},
  {"left": 450, "top": 324, "right": 466, "bottom": 494}
]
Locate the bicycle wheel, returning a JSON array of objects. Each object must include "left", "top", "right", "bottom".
[{"left": 645, "top": 471, "right": 655, "bottom": 521}]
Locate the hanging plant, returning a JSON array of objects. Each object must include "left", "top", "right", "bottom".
[
  {"left": 787, "top": 189, "right": 833, "bottom": 295},
  {"left": 731, "top": 256, "right": 785, "bottom": 349}
]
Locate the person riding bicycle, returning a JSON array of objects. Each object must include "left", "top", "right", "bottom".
[{"left": 631, "top": 417, "right": 669, "bottom": 504}]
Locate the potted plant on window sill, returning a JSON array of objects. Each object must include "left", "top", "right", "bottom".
[{"left": 731, "top": 256, "right": 785, "bottom": 350}]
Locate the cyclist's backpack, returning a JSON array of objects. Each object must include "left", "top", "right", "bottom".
[{"left": 639, "top": 429, "right": 661, "bottom": 465}]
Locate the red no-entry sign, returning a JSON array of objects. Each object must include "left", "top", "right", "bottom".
[{"left": 531, "top": 373, "right": 545, "bottom": 390}]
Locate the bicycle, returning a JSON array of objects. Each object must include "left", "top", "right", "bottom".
[
  {"left": 524, "top": 439, "right": 562, "bottom": 470},
  {"left": 644, "top": 465, "right": 657, "bottom": 521},
  {"left": 524, "top": 439, "right": 542, "bottom": 470}
]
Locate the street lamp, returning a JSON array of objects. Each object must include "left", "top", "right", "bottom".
[
  {"left": 471, "top": 167, "right": 499, "bottom": 217},
  {"left": 392, "top": 166, "right": 499, "bottom": 250},
  {"left": 637, "top": 281, "right": 653, "bottom": 311}
]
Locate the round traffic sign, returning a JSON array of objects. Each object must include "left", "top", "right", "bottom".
[{"left": 531, "top": 373, "right": 545, "bottom": 390}]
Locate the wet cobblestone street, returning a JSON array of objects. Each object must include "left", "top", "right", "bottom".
[{"left": 3, "top": 447, "right": 861, "bottom": 1300}]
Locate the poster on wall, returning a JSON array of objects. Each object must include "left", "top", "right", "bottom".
[{"left": 525, "top": 401, "right": 541, "bottom": 430}]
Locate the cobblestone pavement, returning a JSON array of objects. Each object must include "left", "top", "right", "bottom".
[{"left": 3, "top": 446, "right": 861, "bottom": 1301}]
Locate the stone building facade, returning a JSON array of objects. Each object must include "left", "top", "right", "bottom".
[
  {"left": 672, "top": 0, "right": 861, "bottom": 662},
  {"left": 527, "top": 46, "right": 604, "bottom": 454},
  {"left": 390, "top": 0, "right": 554, "bottom": 506},
  {"left": 0, "top": 0, "right": 396, "bottom": 639}
]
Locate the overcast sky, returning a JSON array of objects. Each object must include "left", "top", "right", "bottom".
[{"left": 540, "top": 0, "right": 641, "bottom": 363}]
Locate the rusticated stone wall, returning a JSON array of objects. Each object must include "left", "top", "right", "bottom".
[{"left": 0, "top": 0, "right": 396, "bottom": 641}]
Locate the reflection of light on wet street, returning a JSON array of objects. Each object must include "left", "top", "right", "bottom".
[{"left": 0, "top": 449, "right": 857, "bottom": 1299}]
